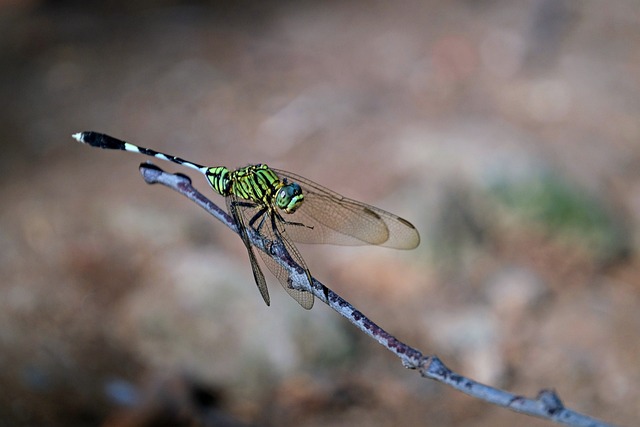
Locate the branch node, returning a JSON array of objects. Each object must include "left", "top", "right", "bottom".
[{"left": 537, "top": 389, "right": 565, "bottom": 415}]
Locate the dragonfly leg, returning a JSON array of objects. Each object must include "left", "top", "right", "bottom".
[
  {"left": 275, "top": 211, "right": 313, "bottom": 230},
  {"left": 230, "top": 201, "right": 267, "bottom": 233},
  {"left": 269, "top": 214, "right": 328, "bottom": 303},
  {"left": 248, "top": 207, "right": 269, "bottom": 233}
]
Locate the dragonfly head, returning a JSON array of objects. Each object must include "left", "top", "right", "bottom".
[{"left": 276, "top": 182, "right": 304, "bottom": 214}]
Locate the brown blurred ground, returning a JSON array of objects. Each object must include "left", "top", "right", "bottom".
[{"left": 1, "top": 1, "right": 639, "bottom": 426}]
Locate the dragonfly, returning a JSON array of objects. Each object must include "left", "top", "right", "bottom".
[{"left": 73, "top": 131, "right": 420, "bottom": 309}]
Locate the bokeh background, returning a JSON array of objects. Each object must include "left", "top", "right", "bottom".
[{"left": 1, "top": 1, "right": 639, "bottom": 426}]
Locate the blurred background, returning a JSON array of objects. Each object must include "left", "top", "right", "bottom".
[{"left": 1, "top": 0, "right": 639, "bottom": 426}]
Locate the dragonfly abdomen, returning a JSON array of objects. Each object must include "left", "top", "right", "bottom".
[{"left": 205, "top": 166, "right": 232, "bottom": 196}]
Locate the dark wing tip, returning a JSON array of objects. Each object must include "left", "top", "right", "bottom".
[{"left": 399, "top": 217, "right": 420, "bottom": 249}]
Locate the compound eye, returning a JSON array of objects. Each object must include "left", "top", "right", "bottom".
[{"left": 276, "top": 183, "right": 304, "bottom": 213}]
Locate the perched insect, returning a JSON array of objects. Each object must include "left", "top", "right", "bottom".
[{"left": 74, "top": 132, "right": 420, "bottom": 309}]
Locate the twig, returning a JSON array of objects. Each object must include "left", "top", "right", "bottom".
[{"left": 138, "top": 162, "right": 618, "bottom": 427}]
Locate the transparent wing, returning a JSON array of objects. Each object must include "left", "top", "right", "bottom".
[
  {"left": 272, "top": 169, "right": 420, "bottom": 249},
  {"left": 226, "top": 195, "right": 271, "bottom": 307},
  {"left": 236, "top": 201, "right": 314, "bottom": 310}
]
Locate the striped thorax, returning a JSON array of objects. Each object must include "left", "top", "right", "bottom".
[{"left": 206, "top": 164, "right": 304, "bottom": 214}]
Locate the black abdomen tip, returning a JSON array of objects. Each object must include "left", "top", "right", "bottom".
[{"left": 73, "top": 131, "right": 126, "bottom": 150}]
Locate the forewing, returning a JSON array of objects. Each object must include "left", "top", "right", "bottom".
[
  {"left": 273, "top": 169, "right": 420, "bottom": 249},
  {"left": 226, "top": 195, "right": 271, "bottom": 306}
]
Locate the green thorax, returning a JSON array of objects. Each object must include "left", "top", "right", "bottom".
[{"left": 205, "top": 164, "right": 304, "bottom": 213}]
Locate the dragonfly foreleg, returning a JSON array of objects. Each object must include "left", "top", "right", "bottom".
[
  {"left": 274, "top": 211, "right": 313, "bottom": 230},
  {"left": 248, "top": 207, "right": 269, "bottom": 233}
]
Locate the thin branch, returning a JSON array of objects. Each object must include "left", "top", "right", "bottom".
[{"left": 138, "top": 162, "right": 618, "bottom": 427}]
